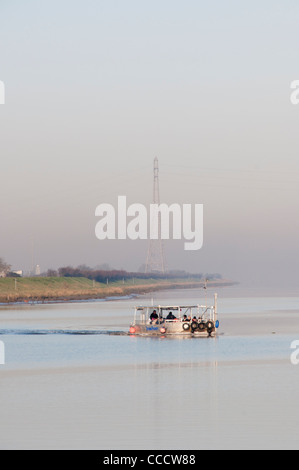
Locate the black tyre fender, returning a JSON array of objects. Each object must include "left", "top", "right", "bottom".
[{"left": 182, "top": 322, "right": 190, "bottom": 331}]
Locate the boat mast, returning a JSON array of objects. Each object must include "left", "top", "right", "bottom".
[{"left": 214, "top": 293, "right": 218, "bottom": 323}]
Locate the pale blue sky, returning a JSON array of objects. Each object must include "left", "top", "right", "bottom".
[{"left": 0, "top": 1, "right": 299, "bottom": 287}]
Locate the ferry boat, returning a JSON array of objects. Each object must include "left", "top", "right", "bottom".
[{"left": 129, "top": 294, "right": 219, "bottom": 337}]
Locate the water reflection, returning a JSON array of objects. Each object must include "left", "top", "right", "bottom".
[{"left": 1, "top": 289, "right": 299, "bottom": 449}]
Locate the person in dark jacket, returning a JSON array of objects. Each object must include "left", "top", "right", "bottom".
[
  {"left": 166, "top": 311, "right": 176, "bottom": 320},
  {"left": 150, "top": 310, "right": 158, "bottom": 324}
]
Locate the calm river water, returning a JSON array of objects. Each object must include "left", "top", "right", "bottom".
[{"left": 1, "top": 286, "right": 299, "bottom": 450}]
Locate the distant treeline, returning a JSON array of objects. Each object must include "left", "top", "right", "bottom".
[{"left": 47, "top": 266, "right": 222, "bottom": 284}]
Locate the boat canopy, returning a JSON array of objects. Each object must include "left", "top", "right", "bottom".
[{"left": 133, "top": 303, "right": 217, "bottom": 323}]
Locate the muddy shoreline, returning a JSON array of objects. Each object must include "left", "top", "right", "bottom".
[{"left": 0, "top": 279, "right": 236, "bottom": 305}]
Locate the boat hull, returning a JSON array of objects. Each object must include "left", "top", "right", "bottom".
[{"left": 129, "top": 321, "right": 216, "bottom": 337}]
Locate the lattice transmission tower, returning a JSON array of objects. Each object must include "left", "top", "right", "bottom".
[{"left": 145, "top": 157, "right": 166, "bottom": 273}]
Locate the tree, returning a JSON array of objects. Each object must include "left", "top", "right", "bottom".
[
  {"left": 46, "top": 269, "right": 58, "bottom": 277},
  {"left": 0, "top": 257, "right": 11, "bottom": 276}
]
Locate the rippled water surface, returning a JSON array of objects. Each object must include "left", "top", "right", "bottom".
[{"left": 1, "top": 286, "right": 299, "bottom": 449}]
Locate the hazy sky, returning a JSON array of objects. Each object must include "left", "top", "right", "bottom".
[{"left": 0, "top": 0, "right": 299, "bottom": 288}]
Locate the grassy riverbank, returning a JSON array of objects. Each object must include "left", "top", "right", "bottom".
[{"left": 0, "top": 276, "right": 236, "bottom": 304}]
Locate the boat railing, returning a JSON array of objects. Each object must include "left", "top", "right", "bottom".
[
  {"left": 133, "top": 294, "right": 218, "bottom": 325},
  {"left": 133, "top": 308, "right": 216, "bottom": 325}
]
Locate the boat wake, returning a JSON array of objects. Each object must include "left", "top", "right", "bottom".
[{"left": 0, "top": 329, "right": 128, "bottom": 336}]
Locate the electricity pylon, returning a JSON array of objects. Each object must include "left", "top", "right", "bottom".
[{"left": 145, "top": 157, "right": 166, "bottom": 273}]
